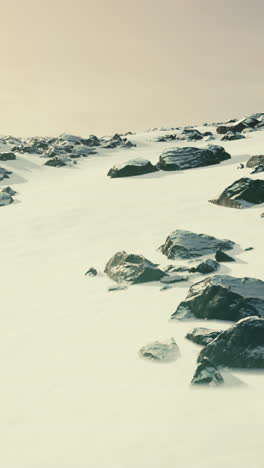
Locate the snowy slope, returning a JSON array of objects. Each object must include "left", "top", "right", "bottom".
[{"left": 0, "top": 125, "right": 263, "bottom": 468}]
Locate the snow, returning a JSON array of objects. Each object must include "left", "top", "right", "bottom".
[{"left": 0, "top": 126, "right": 263, "bottom": 467}]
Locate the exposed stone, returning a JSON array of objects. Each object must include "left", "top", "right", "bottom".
[
  {"left": 210, "top": 178, "right": 264, "bottom": 208},
  {"left": 192, "top": 259, "right": 219, "bottom": 274},
  {"left": 2, "top": 186, "right": 16, "bottom": 196},
  {"left": 160, "top": 229, "right": 234, "bottom": 260},
  {"left": 246, "top": 155, "right": 264, "bottom": 168},
  {"left": 198, "top": 316, "right": 264, "bottom": 368},
  {"left": 160, "top": 274, "right": 187, "bottom": 284},
  {"left": 221, "top": 132, "right": 245, "bottom": 141},
  {"left": 251, "top": 164, "right": 264, "bottom": 174},
  {"left": 0, "top": 167, "right": 12, "bottom": 181},
  {"left": 0, "top": 192, "right": 13, "bottom": 206},
  {"left": 107, "top": 159, "right": 158, "bottom": 178},
  {"left": 186, "top": 328, "right": 223, "bottom": 346},
  {"left": 0, "top": 152, "right": 16, "bottom": 160},
  {"left": 85, "top": 267, "right": 97, "bottom": 277},
  {"left": 172, "top": 275, "right": 264, "bottom": 321},
  {"left": 215, "top": 251, "right": 235, "bottom": 262},
  {"left": 157, "top": 145, "right": 230, "bottom": 171},
  {"left": 191, "top": 358, "right": 224, "bottom": 386},
  {"left": 104, "top": 251, "right": 166, "bottom": 284},
  {"left": 139, "top": 338, "right": 180, "bottom": 362}
]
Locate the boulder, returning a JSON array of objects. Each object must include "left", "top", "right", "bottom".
[
  {"left": 160, "top": 274, "right": 187, "bottom": 284},
  {"left": 210, "top": 178, "right": 264, "bottom": 208},
  {"left": 217, "top": 116, "right": 260, "bottom": 135},
  {"left": 104, "top": 251, "right": 166, "bottom": 284},
  {"left": 186, "top": 328, "right": 223, "bottom": 346},
  {"left": 215, "top": 251, "right": 235, "bottom": 262},
  {"left": 107, "top": 159, "right": 158, "bottom": 178},
  {"left": 0, "top": 152, "right": 16, "bottom": 160},
  {"left": 246, "top": 155, "right": 264, "bottom": 168},
  {"left": 157, "top": 145, "right": 230, "bottom": 171},
  {"left": 171, "top": 275, "right": 264, "bottom": 321},
  {"left": 44, "top": 157, "right": 74, "bottom": 167},
  {"left": 0, "top": 167, "right": 12, "bottom": 181},
  {"left": 198, "top": 316, "right": 264, "bottom": 368},
  {"left": 139, "top": 338, "right": 180, "bottom": 362},
  {"left": 85, "top": 267, "right": 97, "bottom": 277},
  {"left": 251, "top": 164, "right": 264, "bottom": 174},
  {"left": 2, "top": 186, "right": 16, "bottom": 196},
  {"left": 191, "top": 358, "right": 224, "bottom": 386},
  {"left": 192, "top": 259, "right": 219, "bottom": 274},
  {"left": 160, "top": 229, "right": 234, "bottom": 260},
  {"left": 0, "top": 192, "right": 13, "bottom": 206},
  {"left": 221, "top": 132, "right": 245, "bottom": 141}
]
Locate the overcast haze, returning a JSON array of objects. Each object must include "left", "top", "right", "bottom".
[{"left": 1, "top": 0, "right": 264, "bottom": 136}]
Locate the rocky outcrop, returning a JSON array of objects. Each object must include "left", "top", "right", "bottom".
[
  {"left": 251, "top": 164, "right": 264, "bottom": 174},
  {"left": 215, "top": 251, "right": 235, "bottom": 262},
  {"left": 171, "top": 275, "right": 264, "bottom": 321},
  {"left": 210, "top": 178, "right": 264, "bottom": 208},
  {"left": 0, "top": 152, "right": 16, "bottom": 160},
  {"left": 139, "top": 338, "right": 180, "bottom": 362},
  {"left": 186, "top": 328, "right": 222, "bottom": 346},
  {"left": 217, "top": 116, "right": 260, "bottom": 135},
  {"left": 246, "top": 155, "right": 264, "bottom": 168},
  {"left": 107, "top": 159, "right": 158, "bottom": 178},
  {"left": 160, "top": 230, "right": 234, "bottom": 260},
  {"left": 191, "top": 358, "right": 224, "bottom": 386},
  {"left": 198, "top": 316, "right": 264, "bottom": 368},
  {"left": 221, "top": 132, "right": 245, "bottom": 141},
  {"left": 157, "top": 145, "right": 230, "bottom": 171},
  {"left": 104, "top": 251, "right": 166, "bottom": 284}
]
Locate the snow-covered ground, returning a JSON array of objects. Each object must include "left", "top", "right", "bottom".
[{"left": 0, "top": 126, "right": 263, "bottom": 467}]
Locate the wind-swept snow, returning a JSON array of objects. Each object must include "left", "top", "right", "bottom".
[{"left": 0, "top": 126, "right": 263, "bottom": 467}]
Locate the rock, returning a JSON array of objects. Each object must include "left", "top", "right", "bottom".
[
  {"left": 69, "top": 145, "right": 97, "bottom": 158},
  {"left": 107, "top": 159, "right": 158, "bottom": 178},
  {"left": 45, "top": 157, "right": 69, "bottom": 167},
  {"left": 215, "top": 251, "right": 235, "bottom": 262},
  {"left": 108, "top": 285, "right": 128, "bottom": 292},
  {"left": 191, "top": 358, "right": 224, "bottom": 386},
  {"left": 139, "top": 338, "right": 180, "bottom": 362},
  {"left": 104, "top": 251, "right": 166, "bottom": 284},
  {"left": 156, "top": 134, "right": 178, "bottom": 142},
  {"left": 246, "top": 155, "right": 264, "bottom": 168},
  {"left": 172, "top": 275, "right": 264, "bottom": 321},
  {"left": 85, "top": 267, "right": 97, "bottom": 277},
  {"left": 0, "top": 167, "right": 12, "bottom": 181},
  {"left": 192, "top": 259, "right": 219, "bottom": 274},
  {"left": 57, "top": 133, "right": 100, "bottom": 147},
  {"left": 198, "top": 316, "right": 264, "bottom": 368},
  {"left": 245, "top": 247, "right": 254, "bottom": 251},
  {"left": 20, "top": 137, "right": 52, "bottom": 154},
  {"left": 186, "top": 328, "right": 223, "bottom": 346},
  {"left": 210, "top": 178, "right": 264, "bottom": 208},
  {"left": 0, "top": 152, "right": 16, "bottom": 160},
  {"left": 160, "top": 274, "right": 187, "bottom": 284},
  {"left": 217, "top": 116, "right": 260, "bottom": 135},
  {"left": 157, "top": 145, "right": 230, "bottom": 171},
  {"left": 0, "top": 192, "right": 13, "bottom": 206},
  {"left": 165, "top": 265, "right": 192, "bottom": 273},
  {"left": 2, "top": 186, "right": 16, "bottom": 196},
  {"left": 251, "top": 164, "right": 264, "bottom": 174},
  {"left": 160, "top": 229, "right": 234, "bottom": 260},
  {"left": 222, "top": 132, "right": 245, "bottom": 141},
  {"left": 103, "top": 133, "right": 135, "bottom": 149},
  {"left": 237, "top": 163, "right": 244, "bottom": 169}
]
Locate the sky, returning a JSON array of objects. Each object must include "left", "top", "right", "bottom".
[{"left": 0, "top": 0, "right": 264, "bottom": 136}]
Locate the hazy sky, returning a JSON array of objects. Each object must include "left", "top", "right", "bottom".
[{"left": 1, "top": 0, "right": 264, "bottom": 136}]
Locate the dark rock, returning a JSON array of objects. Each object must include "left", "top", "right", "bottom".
[
  {"left": 198, "top": 316, "right": 264, "bottom": 368},
  {"left": 245, "top": 247, "right": 254, "bottom": 251},
  {"left": 222, "top": 132, "right": 245, "bottom": 141},
  {"left": 139, "top": 338, "right": 180, "bottom": 362},
  {"left": 165, "top": 265, "right": 192, "bottom": 273},
  {"left": 0, "top": 152, "right": 16, "bottom": 161},
  {"left": 192, "top": 259, "right": 219, "bottom": 274},
  {"left": 156, "top": 134, "right": 178, "bottom": 142},
  {"left": 172, "top": 275, "right": 264, "bottom": 321},
  {"left": 157, "top": 145, "right": 230, "bottom": 171},
  {"left": 251, "top": 164, "right": 264, "bottom": 174},
  {"left": 85, "top": 267, "right": 97, "bottom": 277},
  {"left": 215, "top": 251, "right": 235, "bottom": 262},
  {"left": 217, "top": 116, "right": 260, "bottom": 135},
  {"left": 210, "top": 178, "right": 264, "bottom": 208},
  {"left": 191, "top": 358, "right": 224, "bottom": 386},
  {"left": 0, "top": 167, "right": 12, "bottom": 181},
  {"left": 107, "top": 159, "right": 158, "bottom": 178},
  {"left": 160, "top": 274, "right": 187, "bottom": 284},
  {"left": 246, "top": 155, "right": 264, "bottom": 168},
  {"left": 45, "top": 157, "right": 68, "bottom": 167},
  {"left": 160, "top": 229, "right": 234, "bottom": 260},
  {"left": 2, "top": 186, "right": 16, "bottom": 196},
  {"left": 0, "top": 192, "right": 13, "bottom": 206},
  {"left": 186, "top": 328, "right": 222, "bottom": 346},
  {"left": 104, "top": 251, "right": 166, "bottom": 284},
  {"left": 237, "top": 163, "right": 244, "bottom": 169},
  {"left": 108, "top": 285, "right": 128, "bottom": 292}
]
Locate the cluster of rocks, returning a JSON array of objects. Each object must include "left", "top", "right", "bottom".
[
  {"left": 156, "top": 128, "right": 214, "bottom": 143},
  {"left": 216, "top": 113, "right": 264, "bottom": 135},
  {"left": 107, "top": 145, "right": 231, "bottom": 178},
  {"left": 221, "top": 131, "right": 245, "bottom": 141},
  {"left": 0, "top": 132, "right": 136, "bottom": 169}
]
